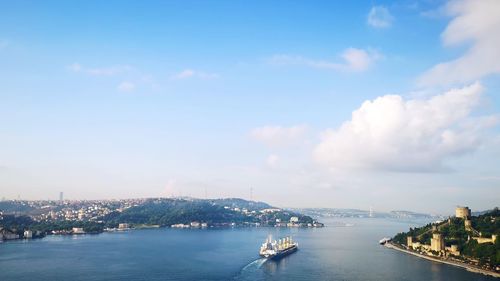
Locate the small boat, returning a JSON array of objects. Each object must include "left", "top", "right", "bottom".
[{"left": 259, "top": 235, "right": 298, "bottom": 259}]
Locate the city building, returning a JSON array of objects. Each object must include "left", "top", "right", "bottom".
[
  {"left": 50, "top": 211, "right": 58, "bottom": 220},
  {"left": 78, "top": 210, "right": 85, "bottom": 220},
  {"left": 455, "top": 206, "right": 471, "bottom": 219}
]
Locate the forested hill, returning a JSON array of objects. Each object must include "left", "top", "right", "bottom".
[
  {"left": 210, "top": 198, "right": 272, "bottom": 211},
  {"left": 1, "top": 198, "right": 320, "bottom": 237},
  {"left": 103, "top": 198, "right": 310, "bottom": 226},
  {"left": 393, "top": 208, "right": 499, "bottom": 266}
]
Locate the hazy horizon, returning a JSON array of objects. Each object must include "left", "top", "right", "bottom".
[
  {"left": 0, "top": 194, "right": 485, "bottom": 216},
  {"left": 1, "top": 0, "right": 500, "bottom": 214}
]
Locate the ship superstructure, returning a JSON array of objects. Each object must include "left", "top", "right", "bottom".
[{"left": 259, "top": 235, "right": 298, "bottom": 259}]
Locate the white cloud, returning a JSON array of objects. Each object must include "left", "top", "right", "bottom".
[
  {"left": 67, "top": 63, "right": 132, "bottom": 76},
  {"left": 250, "top": 125, "right": 307, "bottom": 147},
  {"left": 270, "top": 48, "right": 381, "bottom": 72},
  {"left": 367, "top": 6, "right": 394, "bottom": 28},
  {"left": 266, "top": 154, "right": 279, "bottom": 167},
  {"left": 418, "top": 0, "right": 500, "bottom": 86},
  {"left": 314, "top": 82, "right": 495, "bottom": 172},
  {"left": 170, "top": 69, "right": 219, "bottom": 80},
  {"left": 117, "top": 81, "right": 135, "bottom": 92}
]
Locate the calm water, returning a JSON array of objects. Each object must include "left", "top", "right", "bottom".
[{"left": 0, "top": 218, "right": 495, "bottom": 281}]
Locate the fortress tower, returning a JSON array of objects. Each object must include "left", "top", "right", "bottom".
[
  {"left": 431, "top": 233, "right": 445, "bottom": 252},
  {"left": 455, "top": 206, "right": 471, "bottom": 219},
  {"left": 407, "top": 236, "right": 413, "bottom": 248}
]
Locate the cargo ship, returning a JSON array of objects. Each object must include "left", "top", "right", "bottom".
[{"left": 259, "top": 235, "right": 298, "bottom": 259}]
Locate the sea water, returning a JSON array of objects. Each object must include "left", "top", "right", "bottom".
[{"left": 0, "top": 218, "right": 496, "bottom": 281}]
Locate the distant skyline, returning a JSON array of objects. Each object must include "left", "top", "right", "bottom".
[{"left": 1, "top": 0, "right": 499, "bottom": 213}]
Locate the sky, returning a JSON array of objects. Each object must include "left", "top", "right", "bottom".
[{"left": 1, "top": 0, "right": 499, "bottom": 214}]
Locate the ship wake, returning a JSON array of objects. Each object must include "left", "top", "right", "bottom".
[{"left": 232, "top": 258, "right": 267, "bottom": 281}]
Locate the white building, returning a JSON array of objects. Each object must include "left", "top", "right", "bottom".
[
  {"left": 118, "top": 223, "right": 130, "bottom": 229},
  {"left": 24, "top": 230, "right": 33, "bottom": 239},
  {"left": 72, "top": 227, "right": 85, "bottom": 234}
]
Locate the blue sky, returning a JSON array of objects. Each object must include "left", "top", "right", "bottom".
[{"left": 1, "top": 0, "right": 499, "bottom": 213}]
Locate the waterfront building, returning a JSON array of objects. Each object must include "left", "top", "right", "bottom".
[
  {"left": 24, "top": 230, "right": 33, "bottom": 239},
  {"left": 431, "top": 233, "right": 445, "bottom": 252},
  {"left": 171, "top": 223, "right": 190, "bottom": 228},
  {"left": 72, "top": 227, "right": 85, "bottom": 234},
  {"left": 118, "top": 223, "right": 130, "bottom": 229},
  {"left": 455, "top": 206, "right": 471, "bottom": 219}
]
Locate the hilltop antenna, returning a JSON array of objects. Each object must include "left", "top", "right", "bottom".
[
  {"left": 204, "top": 187, "right": 207, "bottom": 200},
  {"left": 250, "top": 187, "right": 253, "bottom": 201}
]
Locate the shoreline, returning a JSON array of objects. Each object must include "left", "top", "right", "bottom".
[
  {"left": 384, "top": 242, "right": 500, "bottom": 278},
  {"left": 1, "top": 224, "right": 324, "bottom": 244}
]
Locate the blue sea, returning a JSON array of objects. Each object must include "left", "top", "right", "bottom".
[{"left": 0, "top": 218, "right": 496, "bottom": 281}]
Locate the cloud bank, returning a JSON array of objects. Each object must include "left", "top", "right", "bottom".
[
  {"left": 270, "top": 48, "right": 381, "bottom": 73},
  {"left": 418, "top": 0, "right": 500, "bottom": 86},
  {"left": 314, "top": 82, "right": 494, "bottom": 172}
]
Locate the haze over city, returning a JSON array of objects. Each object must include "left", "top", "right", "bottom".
[{"left": 1, "top": 0, "right": 500, "bottom": 214}]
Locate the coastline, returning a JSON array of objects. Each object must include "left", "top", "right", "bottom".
[
  {"left": 384, "top": 242, "right": 500, "bottom": 278},
  {"left": 1, "top": 224, "right": 325, "bottom": 244}
]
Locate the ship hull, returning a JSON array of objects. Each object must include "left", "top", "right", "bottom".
[{"left": 261, "top": 245, "right": 298, "bottom": 260}]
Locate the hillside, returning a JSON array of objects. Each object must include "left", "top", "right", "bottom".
[
  {"left": 1, "top": 198, "right": 320, "bottom": 238},
  {"left": 393, "top": 208, "right": 499, "bottom": 267}
]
